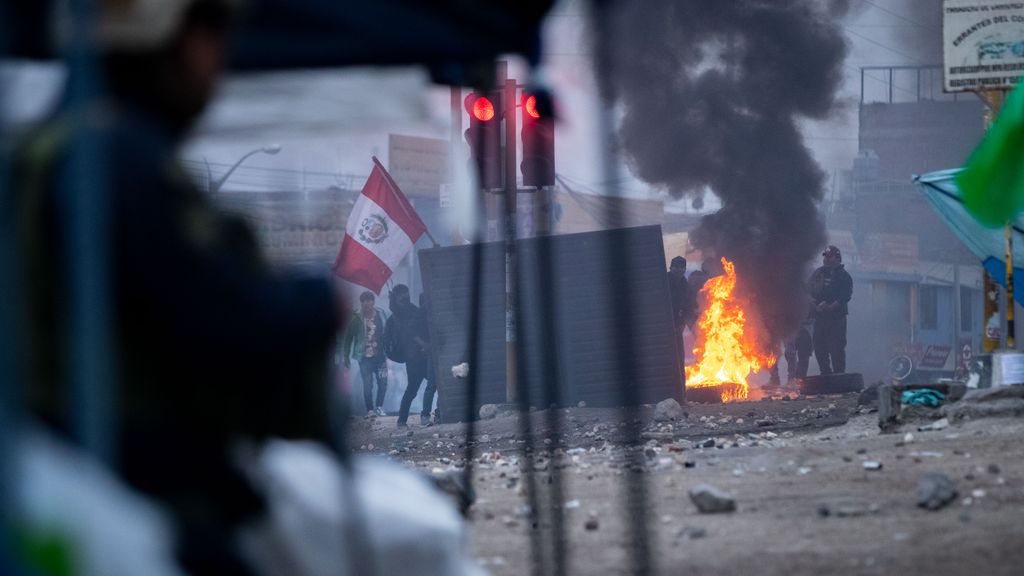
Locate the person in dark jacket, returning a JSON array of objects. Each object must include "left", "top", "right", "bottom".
[
  {"left": 668, "top": 256, "right": 694, "bottom": 327},
  {"left": 808, "top": 245, "right": 853, "bottom": 374},
  {"left": 341, "top": 291, "right": 389, "bottom": 416},
  {"left": 13, "top": 2, "right": 346, "bottom": 573},
  {"left": 766, "top": 313, "right": 814, "bottom": 388},
  {"left": 667, "top": 256, "right": 693, "bottom": 363},
  {"left": 386, "top": 284, "right": 433, "bottom": 427}
]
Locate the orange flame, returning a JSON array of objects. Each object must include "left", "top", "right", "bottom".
[{"left": 685, "top": 258, "right": 775, "bottom": 402}]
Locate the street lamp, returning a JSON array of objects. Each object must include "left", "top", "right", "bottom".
[{"left": 205, "top": 144, "right": 282, "bottom": 194}]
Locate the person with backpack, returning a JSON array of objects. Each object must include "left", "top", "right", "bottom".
[{"left": 385, "top": 284, "right": 433, "bottom": 427}]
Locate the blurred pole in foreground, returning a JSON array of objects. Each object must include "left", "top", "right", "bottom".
[
  {"left": 64, "top": 0, "right": 115, "bottom": 464},
  {"left": 590, "top": 1, "right": 655, "bottom": 574}
]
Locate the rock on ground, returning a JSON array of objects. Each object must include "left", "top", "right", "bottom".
[
  {"left": 858, "top": 381, "right": 882, "bottom": 407},
  {"left": 917, "top": 473, "right": 958, "bottom": 511},
  {"left": 430, "top": 470, "right": 476, "bottom": 516},
  {"left": 688, "top": 484, "right": 736, "bottom": 514},
  {"left": 480, "top": 404, "right": 499, "bottom": 420},
  {"left": 654, "top": 398, "right": 684, "bottom": 422}
]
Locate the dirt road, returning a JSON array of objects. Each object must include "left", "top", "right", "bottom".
[{"left": 353, "top": 393, "right": 1024, "bottom": 575}]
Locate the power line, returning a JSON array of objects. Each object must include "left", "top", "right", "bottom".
[
  {"left": 843, "top": 26, "right": 926, "bottom": 65},
  {"left": 862, "top": 0, "right": 937, "bottom": 30}
]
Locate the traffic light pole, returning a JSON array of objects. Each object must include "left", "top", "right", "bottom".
[{"left": 500, "top": 63, "right": 519, "bottom": 404}]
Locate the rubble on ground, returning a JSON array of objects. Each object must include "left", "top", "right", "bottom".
[
  {"left": 688, "top": 484, "right": 737, "bottom": 513},
  {"left": 942, "top": 386, "right": 1024, "bottom": 422},
  {"left": 917, "top": 473, "right": 958, "bottom": 511},
  {"left": 654, "top": 398, "right": 685, "bottom": 422}
]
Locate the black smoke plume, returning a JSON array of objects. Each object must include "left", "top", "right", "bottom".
[{"left": 601, "top": 0, "right": 850, "bottom": 342}]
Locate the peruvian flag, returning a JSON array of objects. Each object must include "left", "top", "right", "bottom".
[{"left": 334, "top": 157, "right": 427, "bottom": 293}]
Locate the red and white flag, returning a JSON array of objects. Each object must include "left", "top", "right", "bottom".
[{"left": 334, "top": 158, "right": 427, "bottom": 293}]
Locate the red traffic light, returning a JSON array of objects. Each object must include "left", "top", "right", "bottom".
[
  {"left": 465, "top": 94, "right": 496, "bottom": 122},
  {"left": 524, "top": 94, "right": 540, "bottom": 119},
  {"left": 521, "top": 90, "right": 554, "bottom": 188},
  {"left": 464, "top": 91, "right": 503, "bottom": 189}
]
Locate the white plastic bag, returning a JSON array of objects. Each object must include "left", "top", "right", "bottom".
[
  {"left": 14, "top": 427, "right": 184, "bottom": 576},
  {"left": 239, "top": 440, "right": 485, "bottom": 576}
]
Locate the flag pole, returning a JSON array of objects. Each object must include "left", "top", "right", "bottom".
[
  {"left": 371, "top": 156, "right": 440, "bottom": 248},
  {"left": 1007, "top": 222, "right": 1016, "bottom": 349}
]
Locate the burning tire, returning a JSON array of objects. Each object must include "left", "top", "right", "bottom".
[
  {"left": 799, "top": 373, "right": 864, "bottom": 395},
  {"left": 685, "top": 383, "right": 744, "bottom": 404}
]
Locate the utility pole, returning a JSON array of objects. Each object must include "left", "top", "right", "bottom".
[{"left": 499, "top": 61, "right": 519, "bottom": 403}]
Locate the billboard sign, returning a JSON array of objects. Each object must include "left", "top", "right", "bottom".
[
  {"left": 944, "top": 0, "right": 1024, "bottom": 92},
  {"left": 388, "top": 134, "right": 448, "bottom": 198}
]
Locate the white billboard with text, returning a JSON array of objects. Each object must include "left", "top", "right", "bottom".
[{"left": 944, "top": 0, "right": 1024, "bottom": 91}]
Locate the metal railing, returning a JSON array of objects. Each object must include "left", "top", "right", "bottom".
[{"left": 861, "top": 65, "right": 968, "bottom": 105}]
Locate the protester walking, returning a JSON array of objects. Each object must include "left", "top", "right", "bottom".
[{"left": 341, "top": 291, "right": 389, "bottom": 415}]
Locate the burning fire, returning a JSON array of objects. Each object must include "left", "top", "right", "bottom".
[{"left": 685, "top": 258, "right": 775, "bottom": 402}]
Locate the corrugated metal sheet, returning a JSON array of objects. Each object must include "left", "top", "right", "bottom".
[{"left": 420, "top": 225, "right": 683, "bottom": 423}]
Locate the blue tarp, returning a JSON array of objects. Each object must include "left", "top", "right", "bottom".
[{"left": 914, "top": 169, "right": 1024, "bottom": 306}]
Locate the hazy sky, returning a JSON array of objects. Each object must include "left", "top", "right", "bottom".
[{"left": 1, "top": 1, "right": 947, "bottom": 210}]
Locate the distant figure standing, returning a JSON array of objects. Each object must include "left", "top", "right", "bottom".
[
  {"left": 386, "top": 284, "right": 433, "bottom": 427},
  {"left": 809, "top": 245, "right": 853, "bottom": 374},
  {"left": 341, "top": 290, "right": 389, "bottom": 416},
  {"left": 668, "top": 256, "right": 693, "bottom": 362},
  {"left": 767, "top": 313, "right": 814, "bottom": 387}
]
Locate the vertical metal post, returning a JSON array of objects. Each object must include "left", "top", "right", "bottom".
[
  {"left": 500, "top": 63, "right": 519, "bottom": 403},
  {"left": 0, "top": 0, "right": 17, "bottom": 525},
  {"left": 591, "top": 2, "right": 654, "bottom": 574},
  {"left": 860, "top": 68, "right": 865, "bottom": 104},
  {"left": 536, "top": 186, "right": 552, "bottom": 235},
  {"left": 450, "top": 85, "right": 462, "bottom": 243},
  {"left": 63, "top": 0, "right": 115, "bottom": 463},
  {"left": 982, "top": 89, "right": 1005, "bottom": 352},
  {"left": 1006, "top": 224, "right": 1016, "bottom": 349},
  {"left": 953, "top": 264, "right": 962, "bottom": 366}
]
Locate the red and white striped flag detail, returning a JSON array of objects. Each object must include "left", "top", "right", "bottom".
[{"left": 334, "top": 158, "right": 427, "bottom": 293}]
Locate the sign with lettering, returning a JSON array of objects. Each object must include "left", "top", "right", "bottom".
[
  {"left": 919, "top": 345, "right": 953, "bottom": 369},
  {"left": 943, "top": 0, "right": 1024, "bottom": 91}
]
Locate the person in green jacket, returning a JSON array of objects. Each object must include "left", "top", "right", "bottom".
[{"left": 341, "top": 291, "right": 389, "bottom": 415}]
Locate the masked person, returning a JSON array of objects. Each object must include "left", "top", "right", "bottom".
[
  {"left": 808, "top": 245, "right": 853, "bottom": 375},
  {"left": 13, "top": 1, "right": 348, "bottom": 572},
  {"left": 385, "top": 284, "right": 433, "bottom": 427}
]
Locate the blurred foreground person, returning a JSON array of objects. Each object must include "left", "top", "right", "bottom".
[
  {"left": 14, "top": 0, "right": 345, "bottom": 572},
  {"left": 341, "top": 290, "right": 389, "bottom": 415}
]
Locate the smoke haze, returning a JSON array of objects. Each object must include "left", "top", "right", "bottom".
[{"left": 602, "top": 0, "right": 851, "bottom": 342}]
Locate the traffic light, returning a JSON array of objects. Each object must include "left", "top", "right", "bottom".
[
  {"left": 520, "top": 91, "right": 554, "bottom": 188},
  {"left": 464, "top": 91, "right": 503, "bottom": 190}
]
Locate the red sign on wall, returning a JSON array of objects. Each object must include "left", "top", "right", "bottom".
[{"left": 919, "top": 345, "right": 952, "bottom": 369}]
